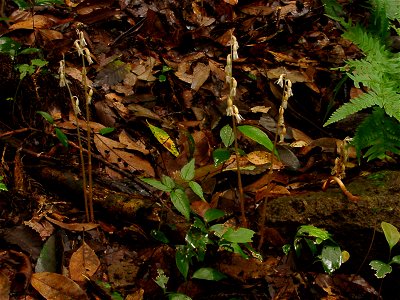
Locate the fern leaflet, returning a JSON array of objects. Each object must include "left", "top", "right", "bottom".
[{"left": 352, "top": 108, "right": 400, "bottom": 161}]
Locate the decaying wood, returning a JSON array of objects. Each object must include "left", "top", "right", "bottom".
[{"left": 37, "top": 167, "right": 153, "bottom": 220}]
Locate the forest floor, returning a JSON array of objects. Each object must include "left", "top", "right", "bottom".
[{"left": 0, "top": 0, "right": 399, "bottom": 299}]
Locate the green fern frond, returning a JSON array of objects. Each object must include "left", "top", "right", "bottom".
[
  {"left": 370, "top": 0, "right": 400, "bottom": 21},
  {"left": 352, "top": 107, "right": 400, "bottom": 161},
  {"left": 342, "top": 24, "right": 390, "bottom": 56},
  {"left": 324, "top": 90, "right": 382, "bottom": 126}
]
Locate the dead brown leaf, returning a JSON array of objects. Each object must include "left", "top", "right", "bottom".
[
  {"left": 31, "top": 272, "right": 89, "bottom": 300},
  {"left": 94, "top": 135, "right": 155, "bottom": 176},
  {"left": 45, "top": 216, "right": 99, "bottom": 232},
  {"left": 9, "top": 15, "right": 56, "bottom": 30},
  {"left": 69, "top": 242, "right": 100, "bottom": 282},
  {"left": 191, "top": 62, "right": 210, "bottom": 91}
]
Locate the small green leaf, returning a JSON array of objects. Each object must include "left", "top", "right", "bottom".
[
  {"left": 212, "top": 148, "right": 231, "bottom": 166},
  {"left": 209, "top": 224, "right": 226, "bottom": 238},
  {"left": 0, "top": 182, "right": 8, "bottom": 191},
  {"left": 37, "top": 111, "right": 54, "bottom": 124},
  {"left": 204, "top": 209, "right": 225, "bottom": 223},
  {"left": 220, "top": 124, "right": 234, "bottom": 147},
  {"left": 390, "top": 255, "right": 400, "bottom": 265},
  {"left": 150, "top": 230, "right": 170, "bottom": 243},
  {"left": 381, "top": 221, "right": 400, "bottom": 251},
  {"left": 54, "top": 128, "right": 68, "bottom": 148},
  {"left": 320, "top": 244, "right": 342, "bottom": 274},
  {"left": 181, "top": 159, "right": 195, "bottom": 181},
  {"left": 31, "top": 59, "right": 48, "bottom": 68},
  {"left": 170, "top": 189, "right": 190, "bottom": 220},
  {"left": 189, "top": 181, "right": 205, "bottom": 201},
  {"left": 169, "top": 293, "right": 192, "bottom": 300},
  {"left": 17, "top": 64, "right": 35, "bottom": 79},
  {"left": 282, "top": 244, "right": 291, "bottom": 255},
  {"left": 158, "top": 74, "right": 167, "bottom": 82},
  {"left": 222, "top": 227, "right": 255, "bottom": 243},
  {"left": 0, "top": 37, "right": 21, "bottom": 57},
  {"left": 296, "top": 225, "right": 331, "bottom": 242},
  {"left": 154, "top": 269, "right": 169, "bottom": 291},
  {"left": 370, "top": 260, "right": 392, "bottom": 278},
  {"left": 175, "top": 246, "right": 191, "bottom": 279},
  {"left": 99, "top": 127, "right": 115, "bottom": 135},
  {"left": 140, "top": 177, "right": 171, "bottom": 192},
  {"left": 19, "top": 47, "right": 41, "bottom": 55},
  {"left": 162, "top": 65, "right": 172, "bottom": 73},
  {"left": 192, "top": 217, "right": 207, "bottom": 232},
  {"left": 238, "top": 125, "right": 276, "bottom": 155},
  {"left": 192, "top": 268, "right": 227, "bottom": 281},
  {"left": 161, "top": 175, "right": 176, "bottom": 190}
]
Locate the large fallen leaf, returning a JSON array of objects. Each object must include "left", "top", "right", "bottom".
[
  {"left": 94, "top": 60, "right": 131, "bottom": 86},
  {"left": 94, "top": 135, "right": 155, "bottom": 176},
  {"left": 9, "top": 15, "right": 56, "bottom": 30},
  {"left": 119, "top": 130, "right": 149, "bottom": 154},
  {"left": 147, "top": 121, "right": 179, "bottom": 157},
  {"left": 69, "top": 242, "right": 100, "bottom": 282},
  {"left": 191, "top": 62, "right": 210, "bottom": 91},
  {"left": 45, "top": 216, "right": 99, "bottom": 232},
  {"left": 31, "top": 272, "right": 89, "bottom": 300}
]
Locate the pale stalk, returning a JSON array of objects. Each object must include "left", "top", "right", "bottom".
[
  {"left": 257, "top": 77, "right": 289, "bottom": 250},
  {"left": 62, "top": 56, "right": 90, "bottom": 222},
  {"left": 80, "top": 55, "right": 94, "bottom": 222}
]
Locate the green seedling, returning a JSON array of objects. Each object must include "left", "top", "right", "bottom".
[
  {"left": 370, "top": 221, "right": 400, "bottom": 278},
  {"left": 284, "top": 225, "right": 348, "bottom": 274},
  {"left": 142, "top": 160, "right": 256, "bottom": 280}
]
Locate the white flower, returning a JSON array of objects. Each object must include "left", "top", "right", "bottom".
[
  {"left": 87, "top": 88, "right": 93, "bottom": 104},
  {"left": 275, "top": 74, "right": 285, "bottom": 88},
  {"left": 232, "top": 105, "right": 244, "bottom": 123},
  {"left": 285, "top": 79, "right": 293, "bottom": 98},
  {"left": 58, "top": 60, "right": 66, "bottom": 87},
  {"left": 231, "top": 35, "right": 239, "bottom": 60},
  {"left": 74, "top": 40, "right": 84, "bottom": 56},
  {"left": 229, "top": 77, "right": 237, "bottom": 98},
  {"left": 72, "top": 96, "right": 81, "bottom": 115},
  {"left": 84, "top": 47, "right": 93, "bottom": 65}
]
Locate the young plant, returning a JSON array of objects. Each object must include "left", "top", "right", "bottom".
[
  {"left": 16, "top": 58, "right": 48, "bottom": 80},
  {"left": 141, "top": 159, "right": 204, "bottom": 221},
  {"left": 154, "top": 269, "right": 193, "bottom": 300},
  {"left": 284, "top": 225, "right": 348, "bottom": 274},
  {"left": 141, "top": 160, "right": 256, "bottom": 280},
  {"left": 175, "top": 211, "right": 254, "bottom": 280},
  {"left": 322, "top": 0, "right": 400, "bottom": 161},
  {"left": 370, "top": 221, "right": 400, "bottom": 278},
  {"left": 36, "top": 111, "right": 68, "bottom": 148},
  {"left": 58, "top": 29, "right": 95, "bottom": 222}
]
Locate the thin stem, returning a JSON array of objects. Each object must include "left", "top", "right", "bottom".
[
  {"left": 257, "top": 78, "right": 287, "bottom": 250},
  {"left": 63, "top": 56, "right": 89, "bottom": 222},
  {"left": 232, "top": 114, "right": 247, "bottom": 227},
  {"left": 81, "top": 56, "right": 94, "bottom": 222}
]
